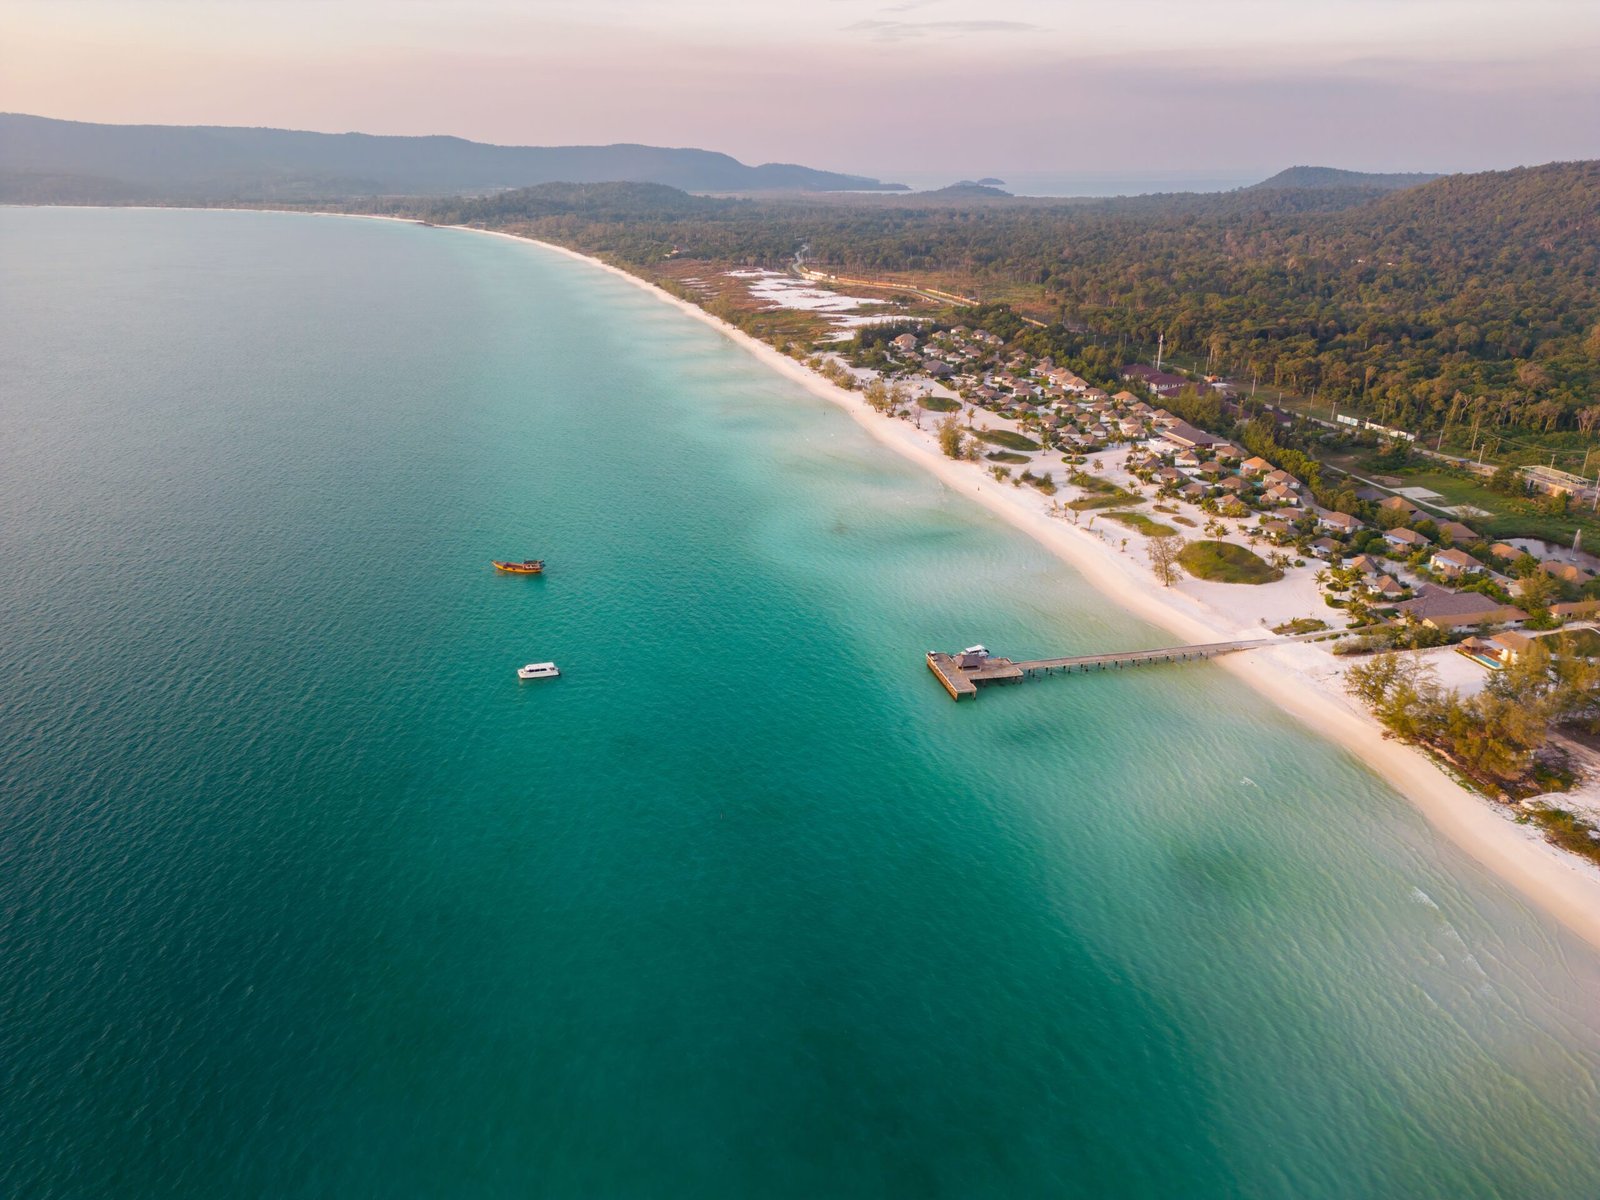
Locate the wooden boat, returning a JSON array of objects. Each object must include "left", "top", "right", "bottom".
[{"left": 492, "top": 559, "right": 545, "bottom": 574}]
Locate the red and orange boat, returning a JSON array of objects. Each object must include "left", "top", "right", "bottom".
[{"left": 492, "top": 558, "right": 546, "bottom": 575}]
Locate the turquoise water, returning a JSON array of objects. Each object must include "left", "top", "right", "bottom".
[{"left": 3, "top": 207, "right": 1600, "bottom": 1198}]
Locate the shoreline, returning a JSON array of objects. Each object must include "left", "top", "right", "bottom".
[
  {"left": 466, "top": 223, "right": 1600, "bottom": 952},
  {"left": 57, "top": 205, "right": 1600, "bottom": 951}
]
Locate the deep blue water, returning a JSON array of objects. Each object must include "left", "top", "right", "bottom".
[{"left": 3, "top": 207, "right": 1599, "bottom": 1198}]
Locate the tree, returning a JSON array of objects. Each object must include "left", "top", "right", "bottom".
[
  {"left": 937, "top": 414, "right": 965, "bottom": 459},
  {"left": 1515, "top": 570, "right": 1560, "bottom": 617},
  {"left": 1489, "top": 463, "right": 1528, "bottom": 496},
  {"left": 1149, "top": 535, "right": 1186, "bottom": 587}
]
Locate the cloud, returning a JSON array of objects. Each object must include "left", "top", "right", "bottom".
[{"left": 845, "top": 18, "right": 1044, "bottom": 41}]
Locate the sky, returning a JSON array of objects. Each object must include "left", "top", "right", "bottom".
[{"left": 5, "top": 0, "right": 1599, "bottom": 184}]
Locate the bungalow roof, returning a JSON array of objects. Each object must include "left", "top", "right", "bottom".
[
  {"left": 1385, "top": 527, "right": 1430, "bottom": 546},
  {"left": 1437, "top": 520, "right": 1479, "bottom": 543},
  {"left": 1394, "top": 585, "right": 1527, "bottom": 627}
]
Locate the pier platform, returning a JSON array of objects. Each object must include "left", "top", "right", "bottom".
[{"left": 927, "top": 639, "right": 1270, "bottom": 700}]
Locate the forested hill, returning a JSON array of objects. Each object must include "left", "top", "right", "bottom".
[
  {"left": 426, "top": 182, "right": 737, "bottom": 223},
  {"left": 0, "top": 113, "right": 907, "bottom": 201},
  {"left": 1249, "top": 166, "right": 1440, "bottom": 190},
  {"left": 366, "top": 159, "right": 1600, "bottom": 443},
  {"left": 1352, "top": 160, "right": 1600, "bottom": 261}
]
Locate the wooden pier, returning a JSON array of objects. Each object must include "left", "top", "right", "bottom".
[{"left": 926, "top": 639, "right": 1271, "bottom": 701}]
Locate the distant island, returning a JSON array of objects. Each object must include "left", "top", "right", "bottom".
[
  {"left": 0, "top": 112, "right": 911, "bottom": 202},
  {"left": 1248, "top": 165, "right": 1443, "bottom": 191},
  {"left": 925, "top": 182, "right": 1014, "bottom": 198}
]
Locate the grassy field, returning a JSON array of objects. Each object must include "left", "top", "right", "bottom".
[
  {"left": 975, "top": 428, "right": 1041, "bottom": 452},
  {"left": 1104, "top": 510, "right": 1177, "bottom": 536},
  {"left": 1178, "top": 540, "right": 1284, "bottom": 584},
  {"left": 1378, "top": 467, "right": 1596, "bottom": 544},
  {"left": 1066, "top": 473, "right": 1139, "bottom": 511},
  {"left": 1273, "top": 617, "right": 1329, "bottom": 635},
  {"left": 918, "top": 395, "right": 961, "bottom": 412},
  {"left": 986, "top": 450, "right": 1030, "bottom": 464},
  {"left": 1321, "top": 449, "right": 1599, "bottom": 545}
]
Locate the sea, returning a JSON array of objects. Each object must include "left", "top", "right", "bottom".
[{"left": 3, "top": 207, "right": 1599, "bottom": 1199}]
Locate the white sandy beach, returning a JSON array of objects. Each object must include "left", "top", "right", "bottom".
[{"left": 262, "top": 210, "right": 1600, "bottom": 952}]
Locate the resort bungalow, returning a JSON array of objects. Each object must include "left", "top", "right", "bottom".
[
  {"left": 1317, "top": 511, "right": 1363, "bottom": 535},
  {"left": 1541, "top": 560, "right": 1596, "bottom": 586},
  {"left": 1240, "top": 456, "right": 1274, "bottom": 477},
  {"left": 1263, "top": 484, "right": 1301, "bottom": 507},
  {"left": 1347, "top": 554, "right": 1385, "bottom": 577},
  {"left": 1490, "top": 630, "right": 1534, "bottom": 663},
  {"left": 1179, "top": 481, "right": 1209, "bottom": 502},
  {"left": 1384, "top": 527, "right": 1431, "bottom": 551},
  {"left": 1310, "top": 537, "right": 1340, "bottom": 560},
  {"left": 1459, "top": 630, "right": 1534, "bottom": 670},
  {"left": 1258, "top": 518, "right": 1293, "bottom": 541},
  {"left": 1122, "top": 365, "right": 1191, "bottom": 396},
  {"left": 1160, "top": 421, "right": 1224, "bottom": 450},
  {"left": 1429, "top": 547, "right": 1483, "bottom": 578},
  {"left": 1373, "top": 575, "right": 1407, "bottom": 599},
  {"left": 1553, "top": 599, "right": 1600, "bottom": 620},
  {"left": 891, "top": 332, "right": 920, "bottom": 353},
  {"left": 1393, "top": 585, "right": 1528, "bottom": 630},
  {"left": 1219, "top": 476, "right": 1252, "bottom": 496},
  {"left": 1380, "top": 496, "right": 1426, "bottom": 520},
  {"left": 1436, "top": 520, "right": 1480, "bottom": 545},
  {"left": 1489, "top": 542, "right": 1524, "bottom": 563}
]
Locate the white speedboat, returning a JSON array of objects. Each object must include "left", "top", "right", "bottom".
[{"left": 516, "top": 662, "right": 561, "bottom": 680}]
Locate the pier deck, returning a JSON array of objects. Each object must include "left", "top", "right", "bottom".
[{"left": 927, "top": 639, "right": 1270, "bottom": 700}]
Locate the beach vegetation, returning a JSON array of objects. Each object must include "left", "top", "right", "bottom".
[
  {"left": 1273, "top": 617, "right": 1330, "bottom": 635},
  {"left": 1178, "top": 541, "right": 1284, "bottom": 584},
  {"left": 986, "top": 450, "right": 1030, "bottom": 464},
  {"left": 1148, "top": 535, "right": 1186, "bottom": 587},
  {"left": 974, "top": 429, "right": 1041, "bottom": 452},
  {"left": 918, "top": 395, "right": 961, "bottom": 412},
  {"left": 1521, "top": 806, "right": 1600, "bottom": 866},
  {"left": 1344, "top": 644, "right": 1600, "bottom": 809},
  {"left": 937, "top": 414, "right": 965, "bottom": 459},
  {"left": 1105, "top": 510, "right": 1178, "bottom": 537}
]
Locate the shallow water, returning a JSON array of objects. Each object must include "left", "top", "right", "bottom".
[{"left": 3, "top": 207, "right": 1599, "bottom": 1198}]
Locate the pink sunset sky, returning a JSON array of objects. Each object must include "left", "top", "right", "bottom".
[{"left": 5, "top": 0, "right": 1599, "bottom": 181}]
